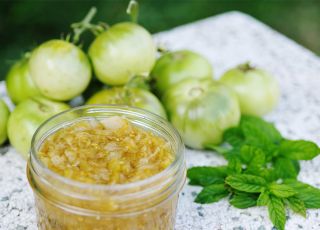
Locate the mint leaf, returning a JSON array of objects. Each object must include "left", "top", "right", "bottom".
[
  {"left": 230, "top": 192, "right": 257, "bottom": 209},
  {"left": 195, "top": 184, "right": 229, "bottom": 204},
  {"left": 240, "top": 146, "right": 266, "bottom": 175},
  {"left": 269, "top": 183, "right": 296, "bottom": 198},
  {"left": 187, "top": 166, "right": 227, "bottom": 186},
  {"left": 224, "top": 147, "right": 242, "bottom": 161},
  {"left": 268, "top": 195, "right": 286, "bottom": 230},
  {"left": 239, "top": 145, "right": 257, "bottom": 163},
  {"left": 227, "top": 156, "right": 242, "bottom": 174},
  {"left": 240, "top": 115, "right": 282, "bottom": 146},
  {"left": 248, "top": 148, "right": 266, "bottom": 166},
  {"left": 223, "top": 127, "right": 244, "bottom": 147},
  {"left": 257, "top": 190, "right": 270, "bottom": 206},
  {"left": 284, "top": 180, "right": 320, "bottom": 208},
  {"left": 226, "top": 174, "right": 266, "bottom": 193},
  {"left": 286, "top": 196, "right": 306, "bottom": 217},
  {"left": 274, "top": 158, "right": 299, "bottom": 179},
  {"left": 247, "top": 168, "right": 277, "bottom": 183},
  {"left": 279, "top": 140, "right": 319, "bottom": 160}
]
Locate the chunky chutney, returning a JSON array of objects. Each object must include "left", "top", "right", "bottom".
[{"left": 38, "top": 116, "right": 174, "bottom": 185}]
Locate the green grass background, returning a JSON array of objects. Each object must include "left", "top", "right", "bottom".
[{"left": 0, "top": 0, "right": 319, "bottom": 81}]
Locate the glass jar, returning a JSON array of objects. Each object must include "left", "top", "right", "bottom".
[{"left": 27, "top": 105, "right": 186, "bottom": 230}]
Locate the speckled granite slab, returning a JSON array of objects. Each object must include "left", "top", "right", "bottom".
[{"left": 1, "top": 11, "right": 320, "bottom": 230}]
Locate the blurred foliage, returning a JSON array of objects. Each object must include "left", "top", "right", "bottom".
[{"left": 0, "top": 0, "right": 319, "bottom": 80}]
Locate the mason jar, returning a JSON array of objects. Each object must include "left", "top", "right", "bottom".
[{"left": 27, "top": 105, "right": 186, "bottom": 230}]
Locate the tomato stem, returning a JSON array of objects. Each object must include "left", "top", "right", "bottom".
[
  {"left": 70, "top": 7, "right": 107, "bottom": 44},
  {"left": 126, "top": 0, "right": 139, "bottom": 23}
]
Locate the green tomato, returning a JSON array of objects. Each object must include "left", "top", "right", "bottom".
[
  {"left": 6, "top": 57, "right": 41, "bottom": 104},
  {"left": 0, "top": 99, "right": 10, "bottom": 145},
  {"left": 89, "top": 22, "right": 156, "bottom": 86},
  {"left": 151, "top": 50, "right": 213, "bottom": 95},
  {"left": 219, "top": 63, "right": 279, "bottom": 116},
  {"left": 7, "top": 97, "right": 70, "bottom": 158},
  {"left": 87, "top": 87, "right": 167, "bottom": 119},
  {"left": 162, "top": 79, "right": 240, "bottom": 149},
  {"left": 29, "top": 39, "right": 91, "bottom": 101}
]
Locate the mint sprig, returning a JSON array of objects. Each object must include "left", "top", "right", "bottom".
[{"left": 189, "top": 115, "right": 320, "bottom": 230}]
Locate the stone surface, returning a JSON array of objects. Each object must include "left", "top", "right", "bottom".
[{"left": 1, "top": 11, "right": 320, "bottom": 230}]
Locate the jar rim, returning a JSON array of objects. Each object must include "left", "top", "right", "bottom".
[{"left": 30, "top": 104, "right": 185, "bottom": 192}]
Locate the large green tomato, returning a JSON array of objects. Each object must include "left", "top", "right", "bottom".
[
  {"left": 151, "top": 50, "right": 213, "bottom": 95},
  {"left": 6, "top": 57, "right": 41, "bottom": 104},
  {"left": 7, "top": 97, "right": 70, "bottom": 158},
  {"left": 0, "top": 99, "right": 10, "bottom": 145},
  {"left": 219, "top": 64, "right": 279, "bottom": 116},
  {"left": 89, "top": 22, "right": 156, "bottom": 86},
  {"left": 29, "top": 40, "right": 91, "bottom": 101},
  {"left": 162, "top": 79, "right": 240, "bottom": 149},
  {"left": 87, "top": 87, "right": 167, "bottom": 119}
]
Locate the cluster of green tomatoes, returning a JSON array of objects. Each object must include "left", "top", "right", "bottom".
[{"left": 0, "top": 2, "right": 279, "bottom": 158}]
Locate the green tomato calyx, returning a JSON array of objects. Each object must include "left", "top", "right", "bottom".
[{"left": 237, "top": 62, "right": 255, "bottom": 72}]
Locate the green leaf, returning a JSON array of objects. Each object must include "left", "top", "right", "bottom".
[
  {"left": 248, "top": 148, "right": 266, "bottom": 166},
  {"left": 240, "top": 145, "right": 266, "bottom": 175},
  {"left": 250, "top": 168, "right": 277, "bottom": 182},
  {"left": 230, "top": 192, "right": 257, "bottom": 209},
  {"left": 225, "top": 174, "right": 266, "bottom": 193},
  {"left": 286, "top": 196, "right": 306, "bottom": 217},
  {"left": 195, "top": 184, "right": 229, "bottom": 204},
  {"left": 257, "top": 190, "right": 270, "bottom": 206},
  {"left": 284, "top": 180, "right": 320, "bottom": 208},
  {"left": 291, "top": 160, "right": 301, "bottom": 174},
  {"left": 268, "top": 195, "right": 286, "bottom": 230},
  {"left": 279, "top": 140, "right": 319, "bottom": 160},
  {"left": 274, "top": 157, "right": 299, "bottom": 179},
  {"left": 227, "top": 156, "right": 242, "bottom": 174},
  {"left": 223, "top": 127, "right": 245, "bottom": 147},
  {"left": 239, "top": 145, "right": 256, "bottom": 163},
  {"left": 224, "top": 147, "right": 242, "bottom": 161},
  {"left": 187, "top": 166, "right": 227, "bottom": 186},
  {"left": 240, "top": 115, "right": 282, "bottom": 146},
  {"left": 269, "top": 183, "right": 296, "bottom": 198}
]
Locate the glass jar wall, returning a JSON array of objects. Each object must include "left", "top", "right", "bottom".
[{"left": 27, "top": 105, "right": 186, "bottom": 230}]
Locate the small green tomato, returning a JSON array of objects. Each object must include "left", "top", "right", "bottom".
[
  {"left": 7, "top": 97, "right": 70, "bottom": 158},
  {"left": 6, "top": 56, "right": 41, "bottom": 104},
  {"left": 151, "top": 50, "right": 213, "bottom": 95},
  {"left": 29, "top": 40, "right": 91, "bottom": 101},
  {"left": 219, "top": 63, "right": 279, "bottom": 116},
  {"left": 162, "top": 79, "right": 240, "bottom": 149},
  {"left": 89, "top": 22, "right": 156, "bottom": 86},
  {"left": 87, "top": 87, "right": 167, "bottom": 119},
  {"left": 0, "top": 99, "right": 10, "bottom": 145}
]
